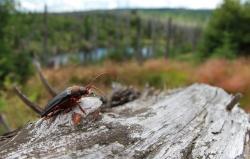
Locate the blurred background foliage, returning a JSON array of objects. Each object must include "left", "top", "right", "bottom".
[
  {"left": 0, "top": 0, "right": 33, "bottom": 87},
  {"left": 200, "top": 0, "right": 250, "bottom": 58},
  {"left": 0, "top": 0, "right": 250, "bottom": 134}
]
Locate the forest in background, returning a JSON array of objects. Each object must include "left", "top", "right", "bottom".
[
  {"left": 0, "top": 5, "right": 210, "bottom": 86},
  {"left": 1, "top": 0, "right": 250, "bottom": 133},
  {"left": 7, "top": 8, "right": 209, "bottom": 64}
]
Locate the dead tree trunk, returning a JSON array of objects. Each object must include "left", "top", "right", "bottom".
[
  {"left": 125, "top": 15, "right": 131, "bottom": 53},
  {"left": 0, "top": 84, "right": 249, "bottom": 158},
  {"left": 91, "top": 15, "right": 98, "bottom": 61},
  {"left": 165, "top": 18, "right": 172, "bottom": 59},
  {"left": 135, "top": 13, "right": 142, "bottom": 64},
  {"left": 115, "top": 13, "right": 120, "bottom": 50},
  {"left": 42, "top": 4, "right": 48, "bottom": 65},
  {"left": 150, "top": 19, "right": 156, "bottom": 58}
]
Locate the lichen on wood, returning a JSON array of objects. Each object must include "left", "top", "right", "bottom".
[{"left": 0, "top": 84, "right": 249, "bottom": 159}]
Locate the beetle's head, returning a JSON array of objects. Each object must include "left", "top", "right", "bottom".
[
  {"left": 70, "top": 72, "right": 109, "bottom": 97},
  {"left": 85, "top": 85, "right": 104, "bottom": 97},
  {"left": 79, "top": 86, "right": 90, "bottom": 95}
]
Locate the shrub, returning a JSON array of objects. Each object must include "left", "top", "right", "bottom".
[
  {"left": 0, "top": 1, "right": 33, "bottom": 87},
  {"left": 200, "top": 0, "right": 250, "bottom": 58}
]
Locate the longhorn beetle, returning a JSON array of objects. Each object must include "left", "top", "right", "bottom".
[
  {"left": 41, "top": 84, "right": 102, "bottom": 118},
  {"left": 14, "top": 61, "right": 106, "bottom": 122}
]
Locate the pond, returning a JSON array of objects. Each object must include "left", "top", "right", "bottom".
[{"left": 48, "top": 47, "right": 154, "bottom": 68}]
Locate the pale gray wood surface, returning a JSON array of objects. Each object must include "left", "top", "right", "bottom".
[{"left": 0, "top": 84, "right": 249, "bottom": 159}]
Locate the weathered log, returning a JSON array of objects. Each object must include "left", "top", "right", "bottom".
[{"left": 0, "top": 84, "right": 249, "bottom": 159}]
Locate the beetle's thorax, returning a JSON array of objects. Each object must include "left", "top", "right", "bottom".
[
  {"left": 67, "top": 85, "right": 88, "bottom": 96},
  {"left": 69, "top": 86, "right": 81, "bottom": 92}
]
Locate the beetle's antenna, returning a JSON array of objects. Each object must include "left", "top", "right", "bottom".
[
  {"left": 14, "top": 86, "right": 43, "bottom": 116},
  {"left": 85, "top": 72, "right": 108, "bottom": 88},
  {"left": 34, "top": 60, "right": 58, "bottom": 97}
]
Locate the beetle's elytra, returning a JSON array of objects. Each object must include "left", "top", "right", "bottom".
[{"left": 41, "top": 86, "right": 90, "bottom": 117}]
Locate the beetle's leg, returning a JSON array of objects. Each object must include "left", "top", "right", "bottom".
[
  {"left": 92, "top": 110, "right": 100, "bottom": 121},
  {"left": 44, "top": 109, "right": 61, "bottom": 120},
  {"left": 63, "top": 107, "right": 72, "bottom": 114},
  {"left": 43, "top": 112, "right": 53, "bottom": 120},
  {"left": 49, "top": 114, "right": 58, "bottom": 123},
  {"left": 77, "top": 104, "right": 86, "bottom": 115},
  {"left": 72, "top": 112, "right": 82, "bottom": 125},
  {"left": 71, "top": 98, "right": 86, "bottom": 115},
  {"left": 43, "top": 115, "right": 50, "bottom": 120}
]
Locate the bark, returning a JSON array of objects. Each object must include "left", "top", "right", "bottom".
[{"left": 0, "top": 84, "right": 249, "bottom": 159}]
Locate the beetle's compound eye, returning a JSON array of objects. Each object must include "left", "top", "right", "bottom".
[{"left": 89, "top": 92, "right": 96, "bottom": 96}]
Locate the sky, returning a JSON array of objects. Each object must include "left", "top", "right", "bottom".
[{"left": 17, "top": 0, "right": 223, "bottom": 12}]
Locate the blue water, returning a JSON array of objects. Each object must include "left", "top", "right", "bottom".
[{"left": 48, "top": 47, "right": 153, "bottom": 67}]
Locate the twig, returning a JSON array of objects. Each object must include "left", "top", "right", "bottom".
[
  {"left": 13, "top": 86, "right": 43, "bottom": 115},
  {"left": 226, "top": 93, "right": 242, "bottom": 111}
]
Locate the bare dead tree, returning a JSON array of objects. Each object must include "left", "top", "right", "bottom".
[
  {"left": 115, "top": 12, "right": 121, "bottom": 50},
  {"left": 125, "top": 14, "right": 131, "bottom": 52},
  {"left": 91, "top": 14, "right": 98, "bottom": 61},
  {"left": 150, "top": 19, "right": 156, "bottom": 58},
  {"left": 165, "top": 18, "right": 172, "bottom": 59},
  {"left": 191, "top": 26, "right": 202, "bottom": 50},
  {"left": 135, "top": 12, "right": 143, "bottom": 64},
  {"left": 42, "top": 4, "right": 49, "bottom": 65}
]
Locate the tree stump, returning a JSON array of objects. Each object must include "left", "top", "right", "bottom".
[{"left": 0, "top": 84, "right": 249, "bottom": 159}]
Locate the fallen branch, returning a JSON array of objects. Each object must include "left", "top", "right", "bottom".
[
  {"left": 13, "top": 86, "right": 43, "bottom": 115},
  {"left": 34, "top": 60, "right": 58, "bottom": 97}
]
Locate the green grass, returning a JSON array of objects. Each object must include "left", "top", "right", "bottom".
[{"left": 140, "top": 70, "right": 189, "bottom": 89}]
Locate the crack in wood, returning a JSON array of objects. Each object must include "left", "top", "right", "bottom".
[{"left": 0, "top": 84, "right": 249, "bottom": 159}]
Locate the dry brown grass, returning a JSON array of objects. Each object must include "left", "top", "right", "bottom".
[
  {"left": 196, "top": 58, "right": 250, "bottom": 93},
  {"left": 2, "top": 58, "right": 250, "bottom": 130},
  {"left": 195, "top": 58, "right": 250, "bottom": 112},
  {"left": 41, "top": 58, "right": 250, "bottom": 112}
]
